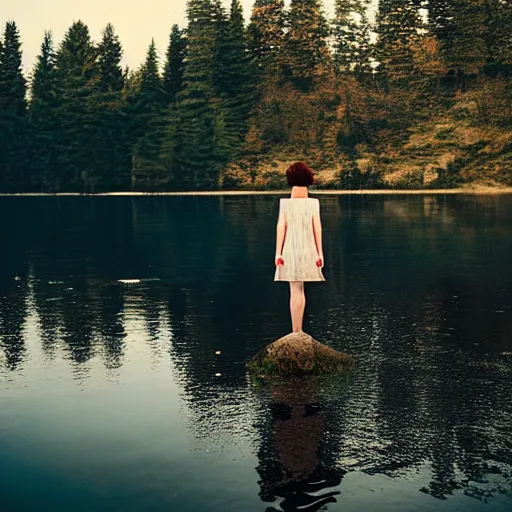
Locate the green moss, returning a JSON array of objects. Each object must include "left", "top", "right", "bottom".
[
  {"left": 247, "top": 337, "right": 355, "bottom": 379},
  {"left": 246, "top": 357, "right": 278, "bottom": 377},
  {"left": 247, "top": 355, "right": 354, "bottom": 379}
]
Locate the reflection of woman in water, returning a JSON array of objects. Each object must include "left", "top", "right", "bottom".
[
  {"left": 256, "top": 378, "right": 344, "bottom": 512},
  {"left": 274, "top": 162, "right": 325, "bottom": 333}
]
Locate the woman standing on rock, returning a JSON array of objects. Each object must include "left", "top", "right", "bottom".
[{"left": 274, "top": 162, "right": 325, "bottom": 333}]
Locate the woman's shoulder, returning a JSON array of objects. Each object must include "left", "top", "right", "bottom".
[
  {"left": 279, "top": 197, "right": 319, "bottom": 207},
  {"left": 280, "top": 197, "right": 319, "bottom": 201}
]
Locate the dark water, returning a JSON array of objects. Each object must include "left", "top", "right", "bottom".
[{"left": 1, "top": 194, "right": 512, "bottom": 512}]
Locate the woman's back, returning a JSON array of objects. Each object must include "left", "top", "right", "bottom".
[{"left": 274, "top": 198, "right": 325, "bottom": 282}]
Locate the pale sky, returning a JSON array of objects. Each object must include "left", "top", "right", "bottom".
[{"left": 1, "top": 0, "right": 378, "bottom": 76}]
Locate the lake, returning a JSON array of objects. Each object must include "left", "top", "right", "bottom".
[{"left": 0, "top": 194, "right": 511, "bottom": 512}]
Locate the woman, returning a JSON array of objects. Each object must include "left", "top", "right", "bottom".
[{"left": 274, "top": 162, "right": 325, "bottom": 333}]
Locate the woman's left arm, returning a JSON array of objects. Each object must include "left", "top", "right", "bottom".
[{"left": 275, "top": 199, "right": 287, "bottom": 265}]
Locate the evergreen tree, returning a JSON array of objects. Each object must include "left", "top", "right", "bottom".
[
  {"left": 427, "top": 0, "right": 509, "bottom": 79},
  {"left": 29, "top": 31, "right": 59, "bottom": 191},
  {"left": 31, "top": 31, "right": 56, "bottom": 105},
  {"left": 98, "top": 23, "right": 124, "bottom": 92},
  {"left": 163, "top": 24, "right": 187, "bottom": 103},
  {"left": 0, "top": 21, "right": 26, "bottom": 115},
  {"left": 173, "top": 0, "right": 220, "bottom": 190},
  {"left": 223, "top": 0, "right": 254, "bottom": 100},
  {"left": 212, "top": 0, "right": 230, "bottom": 97},
  {"left": 484, "top": 0, "right": 512, "bottom": 77},
  {"left": 140, "top": 39, "right": 161, "bottom": 94},
  {"left": 212, "top": 0, "right": 255, "bottom": 159},
  {"left": 428, "top": 0, "right": 511, "bottom": 79},
  {"left": 131, "top": 39, "right": 167, "bottom": 185},
  {"left": 0, "top": 21, "right": 28, "bottom": 192},
  {"left": 280, "top": 0, "right": 331, "bottom": 91},
  {"left": 375, "top": 0, "right": 423, "bottom": 84},
  {"left": 122, "top": 64, "right": 143, "bottom": 167},
  {"left": 427, "top": 0, "right": 456, "bottom": 54},
  {"left": 93, "top": 23, "right": 130, "bottom": 190},
  {"left": 55, "top": 21, "right": 98, "bottom": 84},
  {"left": 447, "top": 0, "right": 487, "bottom": 77},
  {"left": 332, "top": 0, "right": 372, "bottom": 76},
  {"left": 247, "top": 0, "right": 286, "bottom": 78},
  {"left": 53, "top": 21, "right": 100, "bottom": 191}
]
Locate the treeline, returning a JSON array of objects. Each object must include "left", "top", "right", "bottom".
[{"left": 0, "top": 0, "right": 511, "bottom": 193}]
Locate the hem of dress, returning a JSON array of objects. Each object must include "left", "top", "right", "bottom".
[{"left": 274, "top": 278, "right": 326, "bottom": 282}]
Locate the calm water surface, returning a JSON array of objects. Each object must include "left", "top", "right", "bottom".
[{"left": 1, "top": 195, "right": 511, "bottom": 512}]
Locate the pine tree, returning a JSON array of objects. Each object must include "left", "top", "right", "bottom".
[
  {"left": 53, "top": 21, "right": 100, "bottom": 191},
  {"left": 427, "top": 0, "right": 504, "bottom": 79},
  {"left": 280, "top": 0, "right": 331, "bottom": 92},
  {"left": 98, "top": 23, "right": 124, "bottom": 92},
  {"left": 0, "top": 21, "right": 28, "bottom": 192},
  {"left": 427, "top": 0, "right": 456, "bottom": 54},
  {"left": 332, "top": 0, "right": 372, "bottom": 77},
  {"left": 173, "top": 0, "right": 220, "bottom": 190},
  {"left": 122, "top": 64, "right": 143, "bottom": 163},
  {"left": 375, "top": 0, "right": 423, "bottom": 85},
  {"left": 55, "top": 21, "right": 98, "bottom": 84},
  {"left": 0, "top": 21, "right": 27, "bottom": 115},
  {"left": 140, "top": 39, "right": 161, "bottom": 94},
  {"left": 93, "top": 23, "right": 130, "bottom": 190},
  {"left": 446, "top": 0, "right": 487, "bottom": 77},
  {"left": 163, "top": 24, "right": 187, "bottom": 103},
  {"left": 212, "top": 0, "right": 230, "bottom": 97},
  {"left": 29, "top": 31, "right": 59, "bottom": 191},
  {"left": 484, "top": 0, "right": 512, "bottom": 77},
  {"left": 213, "top": 0, "right": 255, "bottom": 159},
  {"left": 131, "top": 39, "right": 167, "bottom": 187},
  {"left": 223, "top": 0, "right": 254, "bottom": 99},
  {"left": 31, "top": 31, "right": 56, "bottom": 106},
  {"left": 247, "top": 0, "right": 286, "bottom": 79}
]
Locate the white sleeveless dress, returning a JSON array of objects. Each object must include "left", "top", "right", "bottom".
[{"left": 274, "top": 198, "right": 326, "bottom": 282}]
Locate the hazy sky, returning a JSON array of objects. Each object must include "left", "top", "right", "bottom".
[{"left": 2, "top": 0, "right": 377, "bottom": 75}]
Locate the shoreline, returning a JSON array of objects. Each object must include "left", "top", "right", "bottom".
[{"left": 1, "top": 187, "right": 512, "bottom": 197}]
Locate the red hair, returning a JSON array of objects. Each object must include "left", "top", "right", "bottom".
[{"left": 286, "top": 161, "right": 315, "bottom": 187}]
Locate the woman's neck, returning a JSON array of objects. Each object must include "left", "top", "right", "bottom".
[{"left": 290, "top": 186, "right": 308, "bottom": 198}]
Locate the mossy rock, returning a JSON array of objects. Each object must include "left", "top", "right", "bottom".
[{"left": 247, "top": 332, "right": 355, "bottom": 378}]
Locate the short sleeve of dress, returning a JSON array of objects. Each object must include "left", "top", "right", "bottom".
[
  {"left": 278, "top": 198, "right": 286, "bottom": 221},
  {"left": 313, "top": 198, "right": 320, "bottom": 215}
]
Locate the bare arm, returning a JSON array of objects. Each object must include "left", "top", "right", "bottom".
[
  {"left": 312, "top": 200, "right": 324, "bottom": 262},
  {"left": 275, "top": 200, "right": 287, "bottom": 262}
]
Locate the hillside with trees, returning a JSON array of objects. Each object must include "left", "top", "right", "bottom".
[{"left": 0, "top": 0, "right": 511, "bottom": 193}]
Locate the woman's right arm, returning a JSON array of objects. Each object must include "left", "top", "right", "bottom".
[{"left": 312, "top": 200, "right": 324, "bottom": 266}]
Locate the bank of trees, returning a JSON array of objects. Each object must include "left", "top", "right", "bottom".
[{"left": 0, "top": 0, "right": 510, "bottom": 192}]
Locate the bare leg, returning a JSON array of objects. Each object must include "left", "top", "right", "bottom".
[{"left": 289, "top": 281, "right": 305, "bottom": 333}]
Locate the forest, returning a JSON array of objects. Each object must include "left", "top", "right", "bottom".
[{"left": 0, "top": 0, "right": 511, "bottom": 193}]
